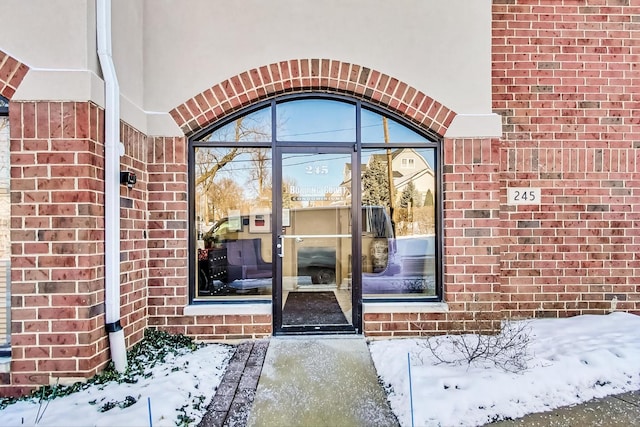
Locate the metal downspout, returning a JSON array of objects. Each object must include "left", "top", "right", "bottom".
[{"left": 96, "top": 0, "right": 127, "bottom": 372}]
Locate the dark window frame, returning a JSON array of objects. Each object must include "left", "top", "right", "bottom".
[
  {"left": 188, "top": 93, "right": 444, "bottom": 305},
  {"left": 0, "top": 95, "right": 10, "bottom": 356}
]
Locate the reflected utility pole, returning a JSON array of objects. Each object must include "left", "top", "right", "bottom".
[{"left": 383, "top": 117, "right": 396, "bottom": 233}]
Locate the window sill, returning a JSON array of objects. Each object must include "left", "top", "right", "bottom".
[
  {"left": 0, "top": 357, "right": 9, "bottom": 373},
  {"left": 184, "top": 302, "right": 272, "bottom": 316},
  {"left": 363, "top": 301, "right": 448, "bottom": 314}
]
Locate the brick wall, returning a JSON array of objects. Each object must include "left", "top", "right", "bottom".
[
  {"left": 119, "top": 123, "right": 149, "bottom": 346},
  {"left": 147, "top": 136, "right": 189, "bottom": 331},
  {"left": 493, "top": 0, "right": 640, "bottom": 317},
  {"left": 2, "top": 102, "right": 149, "bottom": 396},
  {"left": 442, "top": 138, "right": 502, "bottom": 329},
  {"left": 6, "top": 101, "right": 109, "bottom": 395},
  {"left": 0, "top": 51, "right": 28, "bottom": 100}
]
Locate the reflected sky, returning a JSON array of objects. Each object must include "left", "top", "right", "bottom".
[
  {"left": 203, "top": 106, "right": 272, "bottom": 143},
  {"left": 195, "top": 98, "right": 436, "bottom": 193},
  {"left": 277, "top": 99, "right": 355, "bottom": 142},
  {"left": 361, "top": 108, "right": 429, "bottom": 143},
  {"left": 198, "top": 98, "right": 434, "bottom": 146}
]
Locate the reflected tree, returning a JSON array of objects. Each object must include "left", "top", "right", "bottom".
[
  {"left": 399, "top": 181, "right": 421, "bottom": 209},
  {"left": 397, "top": 181, "right": 422, "bottom": 235},
  {"left": 249, "top": 148, "right": 271, "bottom": 202},
  {"left": 281, "top": 178, "right": 298, "bottom": 209},
  {"left": 424, "top": 189, "right": 434, "bottom": 206},
  {"left": 195, "top": 117, "right": 271, "bottom": 222},
  {"left": 196, "top": 117, "right": 270, "bottom": 187},
  {"left": 361, "top": 159, "right": 390, "bottom": 207},
  {"left": 206, "top": 177, "right": 246, "bottom": 222}
]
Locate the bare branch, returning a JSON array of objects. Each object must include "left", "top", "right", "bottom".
[{"left": 415, "top": 318, "right": 532, "bottom": 373}]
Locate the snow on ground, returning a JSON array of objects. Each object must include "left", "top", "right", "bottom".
[
  {"left": 0, "top": 344, "right": 234, "bottom": 427},
  {"left": 369, "top": 312, "right": 640, "bottom": 427},
  {"left": 1, "top": 313, "right": 639, "bottom": 427}
]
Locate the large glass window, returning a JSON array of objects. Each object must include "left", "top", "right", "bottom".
[
  {"left": 0, "top": 96, "right": 10, "bottom": 353},
  {"left": 360, "top": 148, "right": 437, "bottom": 298},
  {"left": 193, "top": 105, "right": 274, "bottom": 300},
  {"left": 190, "top": 96, "right": 441, "bottom": 302},
  {"left": 194, "top": 147, "right": 273, "bottom": 299}
]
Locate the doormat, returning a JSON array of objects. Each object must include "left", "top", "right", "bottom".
[{"left": 282, "top": 291, "right": 348, "bottom": 325}]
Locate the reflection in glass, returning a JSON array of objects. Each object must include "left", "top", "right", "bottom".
[
  {"left": 195, "top": 147, "right": 273, "bottom": 299},
  {"left": 361, "top": 108, "right": 430, "bottom": 143},
  {"left": 360, "top": 148, "right": 437, "bottom": 297},
  {"left": 281, "top": 153, "right": 352, "bottom": 327},
  {"left": 198, "top": 106, "right": 272, "bottom": 143},
  {"left": 277, "top": 99, "right": 356, "bottom": 142},
  {"left": 191, "top": 96, "right": 439, "bottom": 303}
]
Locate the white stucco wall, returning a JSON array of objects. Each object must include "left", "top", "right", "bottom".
[
  {"left": 0, "top": 0, "right": 103, "bottom": 104},
  {"left": 143, "top": 0, "right": 500, "bottom": 136},
  {"left": 112, "top": 0, "right": 146, "bottom": 132},
  {"left": 0, "top": 0, "right": 94, "bottom": 70},
  {"left": 0, "top": 0, "right": 500, "bottom": 137},
  {"left": 0, "top": 0, "right": 146, "bottom": 130}
]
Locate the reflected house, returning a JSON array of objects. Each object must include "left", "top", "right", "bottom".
[
  {"left": 342, "top": 148, "right": 435, "bottom": 211},
  {"left": 369, "top": 148, "right": 435, "bottom": 206}
]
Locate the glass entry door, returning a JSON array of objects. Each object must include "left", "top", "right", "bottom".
[{"left": 274, "top": 149, "right": 358, "bottom": 333}]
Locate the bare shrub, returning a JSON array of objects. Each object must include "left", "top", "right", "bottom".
[{"left": 415, "top": 319, "right": 532, "bottom": 373}]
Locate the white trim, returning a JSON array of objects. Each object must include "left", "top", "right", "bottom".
[
  {"left": 184, "top": 301, "right": 446, "bottom": 316},
  {"left": 184, "top": 303, "right": 272, "bottom": 316},
  {"left": 146, "top": 111, "right": 183, "bottom": 136},
  {"left": 444, "top": 113, "right": 502, "bottom": 138},
  {"left": 363, "top": 301, "right": 448, "bottom": 314},
  {"left": 13, "top": 69, "right": 105, "bottom": 105},
  {"left": 0, "top": 358, "right": 9, "bottom": 373},
  {"left": 12, "top": 69, "right": 184, "bottom": 137}
]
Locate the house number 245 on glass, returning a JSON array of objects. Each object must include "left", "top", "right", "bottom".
[{"left": 306, "top": 165, "right": 329, "bottom": 175}]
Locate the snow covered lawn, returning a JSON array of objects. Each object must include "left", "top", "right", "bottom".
[
  {"left": 369, "top": 312, "right": 640, "bottom": 427},
  {"left": 1, "top": 313, "right": 639, "bottom": 427},
  {"left": 0, "top": 336, "right": 234, "bottom": 427}
]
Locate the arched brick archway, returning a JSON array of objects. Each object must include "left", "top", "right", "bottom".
[
  {"left": 170, "top": 59, "right": 457, "bottom": 136},
  {"left": 160, "top": 59, "right": 504, "bottom": 342},
  {"left": 0, "top": 50, "right": 29, "bottom": 99}
]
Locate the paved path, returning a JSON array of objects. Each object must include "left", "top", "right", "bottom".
[
  {"left": 489, "top": 390, "right": 640, "bottom": 426},
  {"left": 199, "top": 340, "right": 269, "bottom": 427},
  {"left": 246, "top": 336, "right": 399, "bottom": 427}
]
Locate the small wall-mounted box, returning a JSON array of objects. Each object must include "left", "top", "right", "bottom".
[{"left": 120, "top": 171, "right": 137, "bottom": 188}]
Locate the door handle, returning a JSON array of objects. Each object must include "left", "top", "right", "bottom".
[{"left": 277, "top": 235, "right": 284, "bottom": 258}]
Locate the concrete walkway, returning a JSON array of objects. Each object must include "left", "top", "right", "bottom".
[
  {"left": 200, "top": 338, "right": 640, "bottom": 427},
  {"left": 489, "top": 390, "right": 640, "bottom": 426},
  {"left": 246, "top": 336, "right": 399, "bottom": 427}
]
